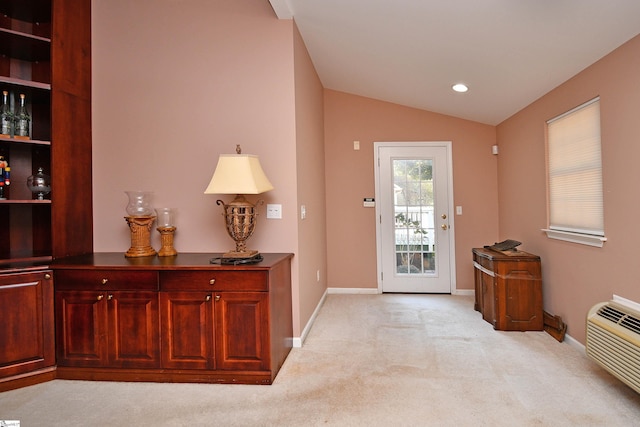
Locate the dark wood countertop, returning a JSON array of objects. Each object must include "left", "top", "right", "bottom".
[{"left": 51, "top": 252, "right": 294, "bottom": 271}]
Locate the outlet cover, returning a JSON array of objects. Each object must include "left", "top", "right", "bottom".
[{"left": 266, "top": 204, "right": 282, "bottom": 219}]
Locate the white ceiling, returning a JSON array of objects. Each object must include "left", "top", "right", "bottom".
[{"left": 269, "top": 0, "right": 640, "bottom": 125}]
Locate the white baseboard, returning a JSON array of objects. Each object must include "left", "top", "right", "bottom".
[
  {"left": 563, "top": 332, "right": 585, "bottom": 352},
  {"left": 292, "top": 289, "right": 328, "bottom": 348},
  {"left": 327, "top": 287, "right": 472, "bottom": 295},
  {"left": 327, "top": 287, "right": 380, "bottom": 294}
]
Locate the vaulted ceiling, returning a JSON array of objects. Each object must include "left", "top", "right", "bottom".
[{"left": 269, "top": 0, "right": 640, "bottom": 125}]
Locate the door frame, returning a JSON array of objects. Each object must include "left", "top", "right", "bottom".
[{"left": 374, "top": 141, "right": 457, "bottom": 293}]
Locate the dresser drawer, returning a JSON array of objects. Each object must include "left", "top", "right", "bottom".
[
  {"left": 55, "top": 270, "right": 158, "bottom": 291},
  {"left": 160, "top": 270, "right": 267, "bottom": 291},
  {"left": 474, "top": 254, "right": 493, "bottom": 271}
]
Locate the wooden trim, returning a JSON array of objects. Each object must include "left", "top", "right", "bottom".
[
  {"left": 56, "top": 367, "right": 275, "bottom": 385},
  {"left": 0, "top": 366, "right": 56, "bottom": 392}
]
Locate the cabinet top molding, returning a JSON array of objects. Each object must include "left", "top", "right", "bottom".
[
  {"left": 51, "top": 252, "right": 294, "bottom": 271},
  {"left": 472, "top": 247, "right": 540, "bottom": 261}
]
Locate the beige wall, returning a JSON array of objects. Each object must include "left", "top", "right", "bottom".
[
  {"left": 496, "top": 34, "right": 640, "bottom": 344},
  {"left": 324, "top": 91, "right": 498, "bottom": 291},
  {"left": 92, "top": 0, "right": 307, "bottom": 334}
]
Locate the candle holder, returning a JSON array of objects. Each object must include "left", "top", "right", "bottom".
[
  {"left": 156, "top": 208, "right": 177, "bottom": 257},
  {"left": 124, "top": 191, "right": 156, "bottom": 258},
  {"left": 125, "top": 215, "right": 157, "bottom": 257}
]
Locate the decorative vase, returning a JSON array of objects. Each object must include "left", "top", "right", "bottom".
[
  {"left": 27, "top": 167, "right": 51, "bottom": 200},
  {"left": 125, "top": 190, "right": 154, "bottom": 216}
]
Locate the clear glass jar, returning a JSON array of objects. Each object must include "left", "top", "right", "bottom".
[
  {"left": 125, "top": 190, "right": 154, "bottom": 216},
  {"left": 155, "top": 207, "right": 176, "bottom": 227}
]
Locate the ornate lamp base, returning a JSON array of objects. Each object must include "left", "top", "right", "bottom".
[
  {"left": 125, "top": 216, "right": 157, "bottom": 257},
  {"left": 157, "top": 226, "right": 177, "bottom": 257},
  {"left": 217, "top": 195, "right": 261, "bottom": 259},
  {"left": 222, "top": 249, "right": 259, "bottom": 259}
]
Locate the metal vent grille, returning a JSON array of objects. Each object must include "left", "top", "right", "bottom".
[
  {"left": 597, "top": 305, "right": 640, "bottom": 334},
  {"left": 587, "top": 302, "right": 640, "bottom": 394}
]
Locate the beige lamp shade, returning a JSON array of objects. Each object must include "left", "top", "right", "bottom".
[{"left": 204, "top": 154, "right": 274, "bottom": 195}]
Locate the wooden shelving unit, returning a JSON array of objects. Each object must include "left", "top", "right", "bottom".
[{"left": 0, "top": 0, "right": 92, "bottom": 392}]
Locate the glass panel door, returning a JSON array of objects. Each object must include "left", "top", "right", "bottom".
[
  {"left": 393, "top": 159, "right": 435, "bottom": 274},
  {"left": 375, "top": 142, "right": 453, "bottom": 293}
]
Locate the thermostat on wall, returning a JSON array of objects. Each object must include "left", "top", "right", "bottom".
[{"left": 363, "top": 198, "right": 375, "bottom": 208}]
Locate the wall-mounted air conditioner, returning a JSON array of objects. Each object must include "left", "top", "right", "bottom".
[{"left": 586, "top": 297, "right": 640, "bottom": 394}]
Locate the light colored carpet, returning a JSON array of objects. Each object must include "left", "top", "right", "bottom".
[{"left": 1, "top": 294, "right": 639, "bottom": 426}]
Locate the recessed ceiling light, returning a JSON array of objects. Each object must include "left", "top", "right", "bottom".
[{"left": 452, "top": 83, "right": 468, "bottom": 93}]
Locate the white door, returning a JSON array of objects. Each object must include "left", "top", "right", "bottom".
[{"left": 375, "top": 142, "right": 455, "bottom": 293}]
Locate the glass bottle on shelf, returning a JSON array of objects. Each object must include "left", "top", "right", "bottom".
[
  {"left": 1, "top": 91, "right": 12, "bottom": 137},
  {"left": 14, "top": 93, "right": 30, "bottom": 140}
]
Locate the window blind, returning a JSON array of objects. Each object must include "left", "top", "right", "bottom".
[{"left": 547, "top": 97, "right": 603, "bottom": 236}]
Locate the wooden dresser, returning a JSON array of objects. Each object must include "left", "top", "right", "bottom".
[
  {"left": 52, "top": 252, "right": 293, "bottom": 385},
  {"left": 472, "top": 248, "right": 543, "bottom": 331}
]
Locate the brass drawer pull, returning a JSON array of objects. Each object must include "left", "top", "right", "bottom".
[
  {"left": 205, "top": 295, "right": 212, "bottom": 302},
  {"left": 209, "top": 279, "right": 216, "bottom": 286},
  {"left": 102, "top": 278, "right": 109, "bottom": 285},
  {"left": 107, "top": 294, "right": 114, "bottom": 300},
  {"left": 97, "top": 294, "right": 104, "bottom": 301},
  {"left": 215, "top": 295, "right": 221, "bottom": 302},
  {"left": 44, "top": 273, "right": 51, "bottom": 280}
]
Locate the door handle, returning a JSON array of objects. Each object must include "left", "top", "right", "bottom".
[{"left": 441, "top": 224, "right": 448, "bottom": 230}]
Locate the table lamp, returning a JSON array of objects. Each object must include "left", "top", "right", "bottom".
[{"left": 204, "top": 145, "right": 273, "bottom": 260}]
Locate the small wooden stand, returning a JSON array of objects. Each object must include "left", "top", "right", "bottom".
[
  {"left": 157, "top": 226, "right": 177, "bottom": 257},
  {"left": 125, "top": 216, "right": 157, "bottom": 257}
]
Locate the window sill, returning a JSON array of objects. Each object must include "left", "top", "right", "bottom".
[{"left": 542, "top": 229, "right": 607, "bottom": 247}]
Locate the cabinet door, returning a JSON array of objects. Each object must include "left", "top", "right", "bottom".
[
  {"left": 107, "top": 291, "right": 160, "bottom": 368},
  {"left": 215, "top": 292, "right": 269, "bottom": 371},
  {"left": 55, "top": 290, "right": 108, "bottom": 367},
  {"left": 160, "top": 292, "right": 215, "bottom": 370},
  {"left": 499, "top": 261, "right": 544, "bottom": 331},
  {"left": 0, "top": 271, "right": 55, "bottom": 378}
]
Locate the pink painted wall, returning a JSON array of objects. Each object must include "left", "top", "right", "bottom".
[
  {"left": 92, "top": 0, "right": 304, "bottom": 332},
  {"left": 93, "top": 0, "right": 635, "bottom": 345},
  {"left": 496, "top": 34, "right": 640, "bottom": 344},
  {"left": 324, "top": 91, "right": 498, "bottom": 291},
  {"left": 293, "top": 24, "right": 329, "bottom": 332}
]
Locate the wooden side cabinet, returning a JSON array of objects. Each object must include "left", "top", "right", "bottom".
[
  {"left": 52, "top": 252, "right": 294, "bottom": 385},
  {"left": 0, "top": 270, "right": 56, "bottom": 391},
  {"left": 472, "top": 248, "right": 543, "bottom": 331}
]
